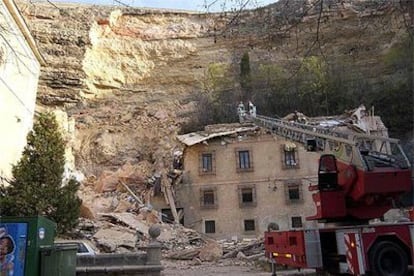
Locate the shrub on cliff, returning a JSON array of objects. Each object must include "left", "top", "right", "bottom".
[{"left": 0, "top": 112, "right": 81, "bottom": 234}]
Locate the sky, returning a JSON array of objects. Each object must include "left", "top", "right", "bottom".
[{"left": 48, "top": 0, "right": 277, "bottom": 12}]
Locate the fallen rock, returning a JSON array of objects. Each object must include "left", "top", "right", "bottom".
[
  {"left": 237, "top": 251, "right": 247, "bottom": 260},
  {"left": 114, "top": 199, "right": 134, "bottom": 212},
  {"left": 90, "top": 196, "right": 114, "bottom": 214},
  {"left": 191, "top": 257, "right": 202, "bottom": 266},
  {"left": 80, "top": 202, "right": 96, "bottom": 219},
  {"left": 93, "top": 227, "right": 136, "bottom": 253},
  {"left": 199, "top": 241, "right": 223, "bottom": 262},
  {"left": 95, "top": 170, "right": 118, "bottom": 192},
  {"left": 166, "top": 248, "right": 200, "bottom": 260},
  {"left": 246, "top": 252, "right": 264, "bottom": 261}
]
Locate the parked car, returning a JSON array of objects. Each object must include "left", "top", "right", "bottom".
[{"left": 54, "top": 239, "right": 96, "bottom": 256}]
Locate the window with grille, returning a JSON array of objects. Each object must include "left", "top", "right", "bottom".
[
  {"left": 236, "top": 148, "right": 253, "bottom": 172},
  {"left": 199, "top": 151, "right": 215, "bottom": 175},
  {"left": 238, "top": 185, "right": 257, "bottom": 207},
  {"left": 244, "top": 219, "right": 256, "bottom": 232},
  {"left": 205, "top": 220, "right": 216, "bottom": 233},
  {"left": 200, "top": 187, "right": 218, "bottom": 209},
  {"left": 291, "top": 216, "right": 302, "bottom": 228}
]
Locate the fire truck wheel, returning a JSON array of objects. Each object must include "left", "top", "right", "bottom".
[{"left": 369, "top": 241, "right": 408, "bottom": 276}]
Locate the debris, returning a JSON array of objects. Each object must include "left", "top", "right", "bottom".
[
  {"left": 221, "top": 240, "right": 264, "bottom": 259},
  {"left": 236, "top": 251, "right": 246, "bottom": 260},
  {"left": 245, "top": 252, "right": 264, "bottom": 261},
  {"left": 119, "top": 180, "right": 144, "bottom": 205},
  {"left": 80, "top": 202, "right": 96, "bottom": 219},
  {"left": 163, "top": 183, "right": 179, "bottom": 224},
  {"left": 113, "top": 199, "right": 134, "bottom": 212},
  {"left": 100, "top": 212, "right": 150, "bottom": 234},
  {"left": 93, "top": 227, "right": 136, "bottom": 253},
  {"left": 166, "top": 248, "right": 201, "bottom": 260},
  {"left": 199, "top": 241, "right": 223, "bottom": 261}
]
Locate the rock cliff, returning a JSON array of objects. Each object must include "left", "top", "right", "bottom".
[{"left": 17, "top": 0, "right": 412, "bottom": 178}]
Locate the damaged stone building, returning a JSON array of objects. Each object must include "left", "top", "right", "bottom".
[
  {"left": 173, "top": 124, "right": 320, "bottom": 239},
  {"left": 167, "top": 105, "right": 390, "bottom": 240}
]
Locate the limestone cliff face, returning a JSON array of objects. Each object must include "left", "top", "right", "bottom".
[{"left": 17, "top": 0, "right": 411, "bottom": 177}]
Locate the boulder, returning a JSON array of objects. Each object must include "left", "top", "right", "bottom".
[
  {"left": 199, "top": 241, "right": 223, "bottom": 262},
  {"left": 79, "top": 203, "right": 96, "bottom": 219},
  {"left": 93, "top": 227, "right": 136, "bottom": 252}
]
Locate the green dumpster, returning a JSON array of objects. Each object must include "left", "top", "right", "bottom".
[
  {"left": 40, "top": 244, "right": 77, "bottom": 276},
  {"left": 0, "top": 216, "right": 56, "bottom": 276}
]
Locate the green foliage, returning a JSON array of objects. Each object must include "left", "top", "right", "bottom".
[
  {"left": 383, "top": 34, "right": 413, "bottom": 70},
  {"left": 181, "top": 36, "right": 412, "bottom": 140},
  {"left": 240, "top": 52, "right": 251, "bottom": 77},
  {"left": 202, "top": 62, "right": 233, "bottom": 93},
  {"left": 0, "top": 112, "right": 81, "bottom": 234},
  {"left": 297, "top": 56, "right": 329, "bottom": 115},
  {"left": 255, "top": 64, "right": 284, "bottom": 86},
  {"left": 369, "top": 81, "right": 413, "bottom": 137},
  {"left": 240, "top": 52, "right": 252, "bottom": 101},
  {"left": 180, "top": 62, "right": 238, "bottom": 132}
]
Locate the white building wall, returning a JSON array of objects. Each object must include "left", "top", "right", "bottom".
[{"left": 0, "top": 1, "right": 41, "bottom": 179}]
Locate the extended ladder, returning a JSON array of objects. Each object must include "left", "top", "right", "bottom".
[{"left": 237, "top": 102, "right": 409, "bottom": 170}]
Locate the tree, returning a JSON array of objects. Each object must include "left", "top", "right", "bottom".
[
  {"left": 181, "top": 62, "right": 238, "bottom": 132},
  {"left": 240, "top": 52, "right": 252, "bottom": 101},
  {"left": 0, "top": 112, "right": 81, "bottom": 234}
]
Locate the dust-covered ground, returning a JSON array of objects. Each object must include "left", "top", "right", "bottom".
[{"left": 161, "top": 259, "right": 316, "bottom": 276}]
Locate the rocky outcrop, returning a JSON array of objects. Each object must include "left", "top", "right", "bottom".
[{"left": 17, "top": 0, "right": 411, "bottom": 179}]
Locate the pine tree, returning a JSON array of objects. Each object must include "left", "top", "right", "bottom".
[
  {"left": 240, "top": 52, "right": 252, "bottom": 101},
  {"left": 0, "top": 112, "right": 81, "bottom": 234}
]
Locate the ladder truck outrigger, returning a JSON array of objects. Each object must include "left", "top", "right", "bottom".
[{"left": 238, "top": 102, "right": 413, "bottom": 275}]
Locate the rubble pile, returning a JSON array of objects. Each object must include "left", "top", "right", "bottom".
[
  {"left": 220, "top": 239, "right": 264, "bottom": 260},
  {"left": 164, "top": 237, "right": 264, "bottom": 262},
  {"left": 71, "top": 211, "right": 264, "bottom": 263}
]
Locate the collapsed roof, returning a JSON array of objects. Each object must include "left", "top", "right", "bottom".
[{"left": 178, "top": 105, "right": 388, "bottom": 147}]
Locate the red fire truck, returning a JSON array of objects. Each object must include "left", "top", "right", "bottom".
[{"left": 238, "top": 105, "right": 413, "bottom": 275}]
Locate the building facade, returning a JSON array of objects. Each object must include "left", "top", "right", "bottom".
[
  {"left": 0, "top": 0, "right": 44, "bottom": 180},
  {"left": 175, "top": 124, "right": 321, "bottom": 239}
]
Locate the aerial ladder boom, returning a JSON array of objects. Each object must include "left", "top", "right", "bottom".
[{"left": 238, "top": 102, "right": 412, "bottom": 221}]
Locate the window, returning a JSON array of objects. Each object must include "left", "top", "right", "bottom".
[
  {"left": 238, "top": 185, "right": 257, "bottom": 207},
  {"left": 242, "top": 188, "right": 253, "bottom": 203},
  {"left": 244, "top": 219, "right": 256, "bottom": 232},
  {"left": 282, "top": 143, "right": 299, "bottom": 169},
  {"left": 285, "top": 181, "right": 303, "bottom": 204},
  {"left": 236, "top": 148, "right": 253, "bottom": 172},
  {"left": 203, "top": 190, "right": 215, "bottom": 205},
  {"left": 205, "top": 220, "right": 216, "bottom": 233},
  {"left": 199, "top": 152, "right": 215, "bottom": 175},
  {"left": 291, "top": 216, "right": 303, "bottom": 228},
  {"left": 200, "top": 187, "right": 218, "bottom": 209},
  {"left": 239, "top": 151, "right": 250, "bottom": 169},
  {"left": 288, "top": 186, "right": 300, "bottom": 200},
  {"left": 285, "top": 150, "right": 296, "bottom": 166},
  {"left": 202, "top": 153, "right": 213, "bottom": 172}
]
